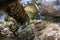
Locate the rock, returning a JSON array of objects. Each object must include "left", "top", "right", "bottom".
[
  {"left": 17, "top": 24, "right": 35, "bottom": 40},
  {"left": 40, "top": 0, "right": 60, "bottom": 16},
  {"left": 34, "top": 21, "right": 60, "bottom": 40},
  {"left": 30, "top": 20, "right": 49, "bottom": 34}
]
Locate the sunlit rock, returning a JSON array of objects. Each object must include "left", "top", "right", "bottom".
[{"left": 33, "top": 21, "right": 60, "bottom": 40}]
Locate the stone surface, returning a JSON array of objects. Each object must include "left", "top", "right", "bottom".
[
  {"left": 32, "top": 20, "right": 60, "bottom": 40},
  {"left": 17, "top": 23, "right": 35, "bottom": 40}
]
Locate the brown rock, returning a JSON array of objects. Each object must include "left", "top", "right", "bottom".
[{"left": 34, "top": 22, "right": 60, "bottom": 40}]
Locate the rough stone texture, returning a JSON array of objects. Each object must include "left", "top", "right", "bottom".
[
  {"left": 30, "top": 20, "right": 46, "bottom": 33},
  {"left": 31, "top": 19, "right": 60, "bottom": 40},
  {"left": 17, "top": 24, "right": 35, "bottom": 40}
]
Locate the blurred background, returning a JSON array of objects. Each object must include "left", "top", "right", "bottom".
[{"left": 0, "top": 0, "right": 60, "bottom": 40}]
